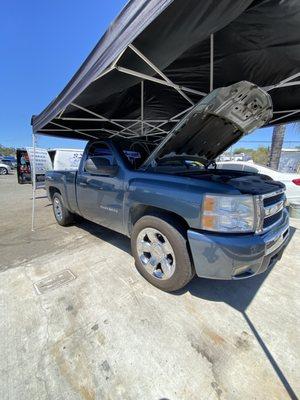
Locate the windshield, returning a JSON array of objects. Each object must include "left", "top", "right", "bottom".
[
  {"left": 145, "top": 156, "right": 208, "bottom": 174},
  {"left": 156, "top": 157, "right": 206, "bottom": 169}
]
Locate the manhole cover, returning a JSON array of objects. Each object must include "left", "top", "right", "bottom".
[{"left": 33, "top": 269, "right": 76, "bottom": 295}]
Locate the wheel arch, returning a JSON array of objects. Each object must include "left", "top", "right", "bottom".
[
  {"left": 128, "top": 204, "right": 189, "bottom": 236},
  {"left": 48, "top": 186, "right": 61, "bottom": 200}
]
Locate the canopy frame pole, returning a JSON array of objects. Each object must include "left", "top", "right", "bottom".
[
  {"left": 57, "top": 108, "right": 65, "bottom": 119},
  {"left": 274, "top": 81, "right": 300, "bottom": 88},
  {"left": 109, "top": 121, "right": 142, "bottom": 137},
  {"left": 45, "top": 44, "right": 207, "bottom": 139},
  {"left": 31, "top": 133, "right": 37, "bottom": 232},
  {"left": 112, "top": 118, "right": 180, "bottom": 123},
  {"left": 128, "top": 44, "right": 195, "bottom": 105},
  {"left": 70, "top": 102, "right": 137, "bottom": 135},
  {"left": 273, "top": 109, "right": 300, "bottom": 114},
  {"left": 264, "top": 72, "right": 300, "bottom": 91},
  {"left": 141, "top": 80, "right": 144, "bottom": 136},
  {"left": 141, "top": 121, "right": 169, "bottom": 134},
  {"left": 115, "top": 65, "right": 206, "bottom": 98},
  {"left": 145, "top": 105, "right": 194, "bottom": 135},
  {"left": 110, "top": 48, "right": 126, "bottom": 69},
  {"left": 210, "top": 34, "right": 214, "bottom": 92},
  {"left": 110, "top": 121, "right": 168, "bottom": 137},
  {"left": 92, "top": 65, "right": 116, "bottom": 83},
  {"left": 39, "top": 128, "right": 72, "bottom": 132},
  {"left": 270, "top": 109, "right": 300, "bottom": 124},
  {"left": 119, "top": 121, "right": 141, "bottom": 133},
  {"left": 43, "top": 104, "right": 194, "bottom": 140},
  {"left": 58, "top": 118, "right": 180, "bottom": 123},
  {"left": 49, "top": 121, "right": 98, "bottom": 139}
]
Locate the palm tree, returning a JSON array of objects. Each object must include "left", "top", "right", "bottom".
[{"left": 269, "top": 124, "right": 286, "bottom": 169}]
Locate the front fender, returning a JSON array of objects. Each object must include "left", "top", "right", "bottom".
[{"left": 124, "top": 178, "right": 202, "bottom": 234}]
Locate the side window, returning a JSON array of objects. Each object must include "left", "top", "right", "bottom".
[{"left": 87, "top": 143, "right": 116, "bottom": 166}]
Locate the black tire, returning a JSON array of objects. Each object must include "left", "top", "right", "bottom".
[
  {"left": 0, "top": 167, "right": 8, "bottom": 175},
  {"left": 52, "top": 192, "right": 74, "bottom": 226},
  {"left": 131, "top": 214, "right": 194, "bottom": 292}
]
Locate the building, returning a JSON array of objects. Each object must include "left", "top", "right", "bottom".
[{"left": 279, "top": 148, "right": 300, "bottom": 173}]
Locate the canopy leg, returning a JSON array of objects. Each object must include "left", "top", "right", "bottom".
[
  {"left": 31, "top": 133, "right": 36, "bottom": 232},
  {"left": 141, "top": 80, "right": 144, "bottom": 136},
  {"left": 210, "top": 33, "right": 214, "bottom": 92}
]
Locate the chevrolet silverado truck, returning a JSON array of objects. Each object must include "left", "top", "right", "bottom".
[{"left": 45, "top": 82, "right": 290, "bottom": 292}]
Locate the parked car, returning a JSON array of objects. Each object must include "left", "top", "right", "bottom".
[
  {"left": 215, "top": 161, "right": 300, "bottom": 204},
  {"left": 44, "top": 83, "right": 290, "bottom": 292},
  {"left": 0, "top": 162, "right": 11, "bottom": 175},
  {"left": 0, "top": 156, "right": 17, "bottom": 169}
]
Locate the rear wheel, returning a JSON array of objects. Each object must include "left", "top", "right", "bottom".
[
  {"left": 0, "top": 167, "right": 8, "bottom": 175},
  {"left": 131, "top": 215, "right": 194, "bottom": 292},
  {"left": 52, "top": 193, "right": 74, "bottom": 226}
]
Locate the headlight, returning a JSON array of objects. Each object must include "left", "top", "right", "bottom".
[{"left": 201, "top": 194, "right": 255, "bottom": 233}]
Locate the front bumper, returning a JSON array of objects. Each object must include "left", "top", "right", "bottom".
[{"left": 187, "top": 209, "right": 289, "bottom": 280}]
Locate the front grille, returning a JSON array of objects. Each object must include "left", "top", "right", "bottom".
[
  {"left": 261, "top": 190, "right": 286, "bottom": 232},
  {"left": 264, "top": 213, "right": 282, "bottom": 229},
  {"left": 263, "top": 193, "right": 283, "bottom": 207}
]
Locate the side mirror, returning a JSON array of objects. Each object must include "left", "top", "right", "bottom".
[{"left": 84, "top": 157, "right": 119, "bottom": 177}]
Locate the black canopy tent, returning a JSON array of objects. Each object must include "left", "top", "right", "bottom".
[
  {"left": 30, "top": 0, "right": 300, "bottom": 229},
  {"left": 32, "top": 0, "right": 300, "bottom": 144}
]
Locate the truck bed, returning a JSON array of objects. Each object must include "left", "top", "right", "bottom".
[{"left": 46, "top": 170, "right": 78, "bottom": 213}]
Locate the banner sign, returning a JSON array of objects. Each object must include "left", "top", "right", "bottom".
[
  {"left": 26, "top": 147, "right": 53, "bottom": 188},
  {"left": 26, "top": 147, "right": 53, "bottom": 174}
]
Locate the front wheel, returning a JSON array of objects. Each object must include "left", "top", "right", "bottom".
[
  {"left": 52, "top": 193, "right": 74, "bottom": 226},
  {"left": 131, "top": 215, "right": 194, "bottom": 292},
  {"left": 0, "top": 167, "right": 8, "bottom": 175}
]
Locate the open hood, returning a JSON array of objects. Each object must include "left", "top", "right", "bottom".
[{"left": 141, "top": 81, "right": 273, "bottom": 168}]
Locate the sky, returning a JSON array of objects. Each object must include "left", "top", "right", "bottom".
[{"left": 0, "top": 0, "right": 299, "bottom": 151}]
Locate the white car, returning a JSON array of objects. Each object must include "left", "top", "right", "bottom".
[
  {"left": 0, "top": 162, "right": 11, "bottom": 175},
  {"left": 215, "top": 161, "right": 300, "bottom": 204}
]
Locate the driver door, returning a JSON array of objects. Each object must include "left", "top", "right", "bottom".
[{"left": 76, "top": 142, "right": 124, "bottom": 232}]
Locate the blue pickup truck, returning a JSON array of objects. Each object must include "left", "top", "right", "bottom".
[{"left": 45, "top": 82, "right": 289, "bottom": 291}]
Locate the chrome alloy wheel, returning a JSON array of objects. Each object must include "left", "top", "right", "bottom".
[
  {"left": 54, "top": 197, "right": 63, "bottom": 221},
  {"left": 136, "top": 228, "right": 176, "bottom": 280},
  {"left": 0, "top": 167, "right": 7, "bottom": 175}
]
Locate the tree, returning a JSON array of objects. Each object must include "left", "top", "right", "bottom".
[
  {"left": 269, "top": 125, "right": 286, "bottom": 169},
  {"left": 252, "top": 147, "right": 269, "bottom": 165},
  {"left": 233, "top": 147, "right": 252, "bottom": 155},
  {"left": 0, "top": 144, "right": 16, "bottom": 157}
]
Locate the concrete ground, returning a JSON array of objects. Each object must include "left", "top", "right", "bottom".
[{"left": 0, "top": 173, "right": 299, "bottom": 400}]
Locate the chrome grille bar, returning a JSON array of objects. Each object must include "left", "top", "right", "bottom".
[
  {"left": 255, "top": 189, "right": 286, "bottom": 234},
  {"left": 260, "top": 188, "right": 285, "bottom": 199},
  {"left": 264, "top": 199, "right": 284, "bottom": 218}
]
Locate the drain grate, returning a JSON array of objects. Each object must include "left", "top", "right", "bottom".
[{"left": 33, "top": 269, "right": 76, "bottom": 295}]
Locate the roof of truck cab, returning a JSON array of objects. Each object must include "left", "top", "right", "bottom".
[{"left": 32, "top": 0, "right": 300, "bottom": 142}]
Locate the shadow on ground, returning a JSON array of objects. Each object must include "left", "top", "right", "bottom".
[
  {"left": 75, "top": 218, "right": 295, "bottom": 313},
  {"left": 180, "top": 226, "right": 296, "bottom": 308},
  {"left": 178, "top": 226, "right": 297, "bottom": 400},
  {"left": 75, "top": 218, "right": 131, "bottom": 255},
  {"left": 74, "top": 219, "right": 298, "bottom": 399}
]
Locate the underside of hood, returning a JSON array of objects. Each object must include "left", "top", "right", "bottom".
[{"left": 142, "top": 81, "right": 273, "bottom": 168}]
